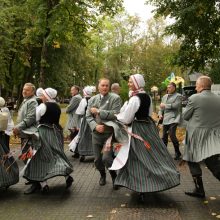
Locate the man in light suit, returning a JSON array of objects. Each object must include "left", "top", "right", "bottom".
[
  {"left": 86, "top": 78, "right": 121, "bottom": 189},
  {"left": 159, "top": 82, "right": 182, "bottom": 160},
  {"left": 183, "top": 76, "right": 220, "bottom": 198},
  {"left": 66, "top": 85, "right": 82, "bottom": 157},
  {"left": 13, "top": 83, "right": 40, "bottom": 194}
]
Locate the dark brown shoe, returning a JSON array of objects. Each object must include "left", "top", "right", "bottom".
[
  {"left": 99, "top": 175, "right": 106, "bottom": 186},
  {"left": 66, "top": 176, "right": 74, "bottom": 189}
]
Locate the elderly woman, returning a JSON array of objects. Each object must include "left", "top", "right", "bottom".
[
  {"left": 0, "top": 97, "right": 19, "bottom": 189},
  {"left": 23, "top": 88, "right": 73, "bottom": 194},
  {"left": 112, "top": 74, "right": 180, "bottom": 201}
]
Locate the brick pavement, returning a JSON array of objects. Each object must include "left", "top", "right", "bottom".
[{"left": 0, "top": 144, "right": 219, "bottom": 220}]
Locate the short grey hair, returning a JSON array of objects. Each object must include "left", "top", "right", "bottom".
[{"left": 24, "top": 83, "right": 36, "bottom": 93}]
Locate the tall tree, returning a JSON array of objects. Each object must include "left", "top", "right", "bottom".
[{"left": 147, "top": 0, "right": 220, "bottom": 71}]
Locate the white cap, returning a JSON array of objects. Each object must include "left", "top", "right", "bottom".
[
  {"left": 42, "top": 88, "right": 57, "bottom": 101},
  {"left": 0, "top": 97, "right": 6, "bottom": 107}
]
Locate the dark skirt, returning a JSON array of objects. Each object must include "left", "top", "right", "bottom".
[
  {"left": 115, "top": 119, "right": 180, "bottom": 193},
  {"left": 0, "top": 132, "right": 19, "bottom": 188},
  {"left": 24, "top": 124, "right": 73, "bottom": 182},
  {"left": 77, "top": 117, "right": 93, "bottom": 156}
]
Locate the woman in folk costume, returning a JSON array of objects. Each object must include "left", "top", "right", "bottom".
[
  {"left": 23, "top": 88, "right": 73, "bottom": 194},
  {"left": 112, "top": 74, "right": 180, "bottom": 201},
  {"left": 0, "top": 97, "right": 19, "bottom": 189},
  {"left": 75, "top": 86, "right": 93, "bottom": 162}
]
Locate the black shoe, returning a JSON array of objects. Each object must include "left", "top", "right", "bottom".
[
  {"left": 41, "top": 185, "right": 49, "bottom": 194},
  {"left": 24, "top": 183, "right": 41, "bottom": 195},
  {"left": 25, "top": 180, "right": 35, "bottom": 185},
  {"left": 109, "top": 170, "right": 119, "bottom": 190},
  {"left": 79, "top": 155, "right": 85, "bottom": 162},
  {"left": 174, "top": 153, "right": 182, "bottom": 160},
  {"left": 66, "top": 176, "right": 74, "bottom": 189},
  {"left": 139, "top": 193, "right": 145, "bottom": 202},
  {"left": 72, "top": 153, "right": 80, "bottom": 158},
  {"left": 185, "top": 190, "right": 205, "bottom": 198},
  {"left": 99, "top": 175, "right": 106, "bottom": 186}
]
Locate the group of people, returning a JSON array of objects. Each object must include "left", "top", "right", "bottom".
[{"left": 0, "top": 74, "right": 220, "bottom": 201}]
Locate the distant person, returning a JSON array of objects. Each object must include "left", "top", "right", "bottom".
[
  {"left": 183, "top": 76, "right": 220, "bottom": 198},
  {"left": 111, "top": 83, "right": 121, "bottom": 95},
  {"left": 66, "top": 85, "right": 82, "bottom": 157},
  {"left": 158, "top": 82, "right": 182, "bottom": 160},
  {"left": 74, "top": 86, "right": 93, "bottom": 162}
]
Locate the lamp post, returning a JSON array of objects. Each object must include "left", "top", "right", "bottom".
[
  {"left": 73, "top": 71, "right": 76, "bottom": 85},
  {"left": 151, "top": 86, "right": 158, "bottom": 112}
]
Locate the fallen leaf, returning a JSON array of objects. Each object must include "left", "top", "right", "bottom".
[
  {"left": 211, "top": 213, "right": 217, "bottom": 216},
  {"left": 121, "top": 204, "right": 126, "bottom": 207},
  {"left": 125, "top": 193, "right": 130, "bottom": 197},
  {"left": 110, "top": 210, "right": 117, "bottom": 214},
  {"left": 210, "top": 197, "right": 216, "bottom": 200},
  {"left": 204, "top": 201, "right": 208, "bottom": 204},
  {"left": 216, "top": 215, "right": 220, "bottom": 218},
  {"left": 86, "top": 215, "right": 93, "bottom": 218}
]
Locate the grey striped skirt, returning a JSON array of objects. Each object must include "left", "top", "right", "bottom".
[
  {"left": 78, "top": 117, "right": 93, "bottom": 156},
  {"left": 24, "top": 124, "right": 73, "bottom": 182},
  {"left": 0, "top": 133, "right": 19, "bottom": 188},
  {"left": 115, "top": 119, "right": 180, "bottom": 193}
]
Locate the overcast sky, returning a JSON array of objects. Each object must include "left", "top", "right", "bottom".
[{"left": 123, "top": 0, "right": 155, "bottom": 21}]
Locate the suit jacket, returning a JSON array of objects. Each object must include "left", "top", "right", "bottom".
[
  {"left": 66, "top": 94, "right": 82, "bottom": 129},
  {"left": 159, "top": 92, "right": 182, "bottom": 125},
  {"left": 16, "top": 96, "right": 38, "bottom": 134},
  {"left": 183, "top": 90, "right": 220, "bottom": 162},
  {"left": 86, "top": 92, "right": 121, "bottom": 133}
]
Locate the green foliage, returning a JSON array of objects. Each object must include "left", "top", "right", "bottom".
[{"left": 147, "top": 0, "right": 220, "bottom": 71}]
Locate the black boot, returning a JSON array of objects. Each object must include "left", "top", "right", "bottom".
[
  {"left": 66, "top": 176, "right": 74, "bottom": 189},
  {"left": 109, "top": 170, "right": 119, "bottom": 190},
  {"left": 99, "top": 170, "right": 106, "bottom": 186},
  {"left": 185, "top": 176, "right": 205, "bottom": 198},
  {"left": 24, "top": 182, "right": 41, "bottom": 195},
  {"left": 174, "top": 144, "right": 181, "bottom": 160}
]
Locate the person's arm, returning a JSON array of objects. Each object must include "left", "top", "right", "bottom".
[
  {"left": 36, "top": 103, "right": 47, "bottom": 122},
  {"left": 164, "top": 95, "right": 182, "bottom": 110},
  {"left": 117, "top": 96, "right": 140, "bottom": 124},
  {"left": 99, "top": 96, "right": 121, "bottom": 120},
  {"left": 15, "top": 100, "right": 37, "bottom": 130},
  {"left": 66, "top": 96, "right": 81, "bottom": 113},
  {"left": 75, "top": 98, "right": 87, "bottom": 115},
  {"left": 183, "top": 98, "right": 194, "bottom": 121},
  {"left": 86, "top": 97, "right": 98, "bottom": 131}
]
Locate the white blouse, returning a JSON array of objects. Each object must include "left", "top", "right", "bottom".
[
  {"left": 75, "top": 98, "right": 87, "bottom": 115},
  {"left": 36, "top": 103, "right": 47, "bottom": 122},
  {"left": 117, "top": 95, "right": 153, "bottom": 124}
]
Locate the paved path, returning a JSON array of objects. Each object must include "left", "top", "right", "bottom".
[{"left": 0, "top": 144, "right": 219, "bottom": 220}]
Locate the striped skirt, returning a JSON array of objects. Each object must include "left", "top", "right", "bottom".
[
  {"left": 78, "top": 117, "right": 93, "bottom": 156},
  {"left": 115, "top": 119, "right": 180, "bottom": 193},
  {"left": 0, "top": 133, "right": 19, "bottom": 188},
  {"left": 24, "top": 124, "right": 73, "bottom": 182}
]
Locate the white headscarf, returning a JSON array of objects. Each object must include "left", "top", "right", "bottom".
[
  {"left": 83, "top": 86, "right": 93, "bottom": 97},
  {"left": 36, "top": 88, "right": 44, "bottom": 97},
  {"left": 42, "top": 88, "right": 57, "bottom": 102},
  {"left": 130, "top": 74, "right": 145, "bottom": 90},
  {"left": 0, "top": 97, "right": 6, "bottom": 107}
]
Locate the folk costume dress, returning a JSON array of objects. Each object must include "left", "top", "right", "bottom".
[
  {"left": 23, "top": 101, "right": 73, "bottom": 182},
  {"left": 0, "top": 97, "right": 18, "bottom": 188},
  {"left": 114, "top": 91, "right": 180, "bottom": 193},
  {"left": 76, "top": 96, "right": 93, "bottom": 157}
]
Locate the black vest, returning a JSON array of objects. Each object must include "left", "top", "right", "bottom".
[
  {"left": 134, "top": 93, "right": 151, "bottom": 120},
  {"left": 39, "top": 102, "right": 61, "bottom": 125}
]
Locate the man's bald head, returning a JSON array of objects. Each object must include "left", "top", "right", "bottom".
[{"left": 196, "top": 76, "right": 212, "bottom": 93}]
